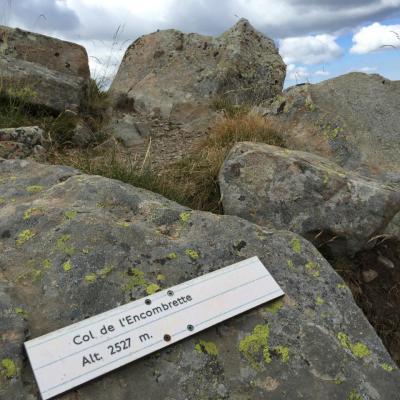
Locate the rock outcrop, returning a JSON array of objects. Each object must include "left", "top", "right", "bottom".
[
  {"left": 110, "top": 19, "right": 285, "bottom": 131},
  {"left": 0, "top": 26, "right": 90, "bottom": 112},
  {"left": 1, "top": 158, "right": 399, "bottom": 399},
  {"left": 0, "top": 127, "right": 45, "bottom": 159},
  {"left": 219, "top": 143, "right": 400, "bottom": 256},
  {"left": 260, "top": 73, "right": 400, "bottom": 183}
]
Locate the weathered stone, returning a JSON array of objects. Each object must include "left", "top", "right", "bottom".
[
  {"left": 0, "top": 25, "right": 89, "bottom": 112},
  {"left": 0, "top": 158, "right": 399, "bottom": 399},
  {"left": 262, "top": 73, "right": 400, "bottom": 183},
  {"left": 219, "top": 142, "right": 400, "bottom": 255},
  {"left": 0, "top": 127, "right": 44, "bottom": 147},
  {"left": 107, "top": 113, "right": 151, "bottom": 146},
  {"left": 110, "top": 19, "right": 285, "bottom": 130}
]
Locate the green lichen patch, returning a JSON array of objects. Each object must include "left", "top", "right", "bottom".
[
  {"left": 84, "top": 273, "right": 97, "bottom": 283},
  {"left": 185, "top": 248, "right": 199, "bottom": 260},
  {"left": 56, "top": 234, "right": 75, "bottom": 256},
  {"left": 337, "top": 283, "right": 347, "bottom": 289},
  {"left": 98, "top": 265, "right": 114, "bottom": 278},
  {"left": 265, "top": 299, "right": 283, "bottom": 314},
  {"left": 287, "top": 259, "right": 296, "bottom": 270},
  {"left": 16, "top": 229, "right": 35, "bottom": 246},
  {"left": 316, "top": 296, "right": 325, "bottom": 306},
  {"left": 380, "top": 363, "right": 394, "bottom": 372},
  {"left": 117, "top": 221, "right": 130, "bottom": 228},
  {"left": 195, "top": 340, "right": 219, "bottom": 356},
  {"left": 337, "top": 332, "right": 371, "bottom": 359},
  {"left": 23, "top": 207, "right": 44, "bottom": 220},
  {"left": 1, "top": 358, "right": 17, "bottom": 379},
  {"left": 63, "top": 260, "right": 73, "bottom": 272},
  {"left": 157, "top": 274, "right": 166, "bottom": 282},
  {"left": 305, "top": 261, "right": 320, "bottom": 278},
  {"left": 42, "top": 259, "right": 52, "bottom": 270},
  {"left": 180, "top": 211, "right": 191, "bottom": 223},
  {"left": 0, "top": 196, "right": 5, "bottom": 205},
  {"left": 15, "top": 307, "right": 28, "bottom": 319},
  {"left": 123, "top": 268, "right": 147, "bottom": 292},
  {"left": 291, "top": 238, "right": 302, "bottom": 254},
  {"left": 64, "top": 210, "right": 77, "bottom": 220},
  {"left": 167, "top": 252, "right": 178, "bottom": 260},
  {"left": 146, "top": 283, "right": 161, "bottom": 295},
  {"left": 26, "top": 185, "right": 44, "bottom": 193},
  {"left": 348, "top": 390, "right": 362, "bottom": 400},
  {"left": 239, "top": 324, "right": 271, "bottom": 369},
  {"left": 274, "top": 346, "right": 289, "bottom": 363}
]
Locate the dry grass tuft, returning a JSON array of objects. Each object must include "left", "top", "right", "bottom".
[{"left": 50, "top": 113, "right": 286, "bottom": 213}]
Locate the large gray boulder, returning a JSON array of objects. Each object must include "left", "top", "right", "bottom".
[
  {"left": 261, "top": 73, "right": 400, "bottom": 183},
  {"left": 0, "top": 158, "right": 399, "bottom": 399},
  {"left": 0, "top": 26, "right": 90, "bottom": 112},
  {"left": 110, "top": 19, "right": 285, "bottom": 131},
  {"left": 219, "top": 142, "right": 400, "bottom": 255}
]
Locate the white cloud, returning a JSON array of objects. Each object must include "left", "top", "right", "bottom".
[
  {"left": 315, "top": 69, "right": 331, "bottom": 76},
  {"left": 286, "top": 64, "right": 310, "bottom": 82},
  {"left": 279, "top": 34, "right": 343, "bottom": 65},
  {"left": 348, "top": 66, "right": 378, "bottom": 73},
  {"left": 351, "top": 22, "right": 400, "bottom": 54}
]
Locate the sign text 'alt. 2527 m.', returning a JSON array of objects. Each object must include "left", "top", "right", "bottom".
[{"left": 25, "top": 256, "right": 284, "bottom": 399}]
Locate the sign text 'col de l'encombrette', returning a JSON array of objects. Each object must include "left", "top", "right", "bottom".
[{"left": 25, "top": 256, "right": 284, "bottom": 399}]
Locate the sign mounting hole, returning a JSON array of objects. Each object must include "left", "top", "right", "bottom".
[
  {"left": 187, "top": 324, "right": 194, "bottom": 331},
  {"left": 145, "top": 299, "right": 152, "bottom": 305},
  {"left": 164, "top": 334, "right": 172, "bottom": 342},
  {"left": 167, "top": 290, "right": 174, "bottom": 297}
]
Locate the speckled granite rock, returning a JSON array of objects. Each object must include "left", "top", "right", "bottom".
[
  {"left": 219, "top": 142, "right": 400, "bottom": 255},
  {"left": 260, "top": 73, "right": 400, "bottom": 184},
  {"left": 110, "top": 19, "right": 285, "bottom": 131},
  {"left": 0, "top": 158, "right": 399, "bottom": 399},
  {"left": 0, "top": 25, "right": 89, "bottom": 112}
]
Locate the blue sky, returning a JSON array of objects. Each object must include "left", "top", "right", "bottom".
[{"left": 1, "top": 0, "right": 400, "bottom": 87}]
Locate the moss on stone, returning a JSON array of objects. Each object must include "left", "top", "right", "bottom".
[
  {"left": 0, "top": 196, "right": 5, "bottom": 205},
  {"left": 63, "top": 260, "right": 73, "bottom": 272},
  {"left": 337, "top": 332, "right": 371, "bottom": 359},
  {"left": 180, "top": 211, "right": 191, "bottom": 222},
  {"left": 265, "top": 299, "right": 283, "bottom": 314},
  {"left": 185, "top": 248, "right": 199, "bottom": 260},
  {"left": 195, "top": 340, "right": 219, "bottom": 356},
  {"left": 85, "top": 273, "right": 97, "bottom": 283},
  {"left": 56, "top": 234, "right": 75, "bottom": 255},
  {"left": 64, "top": 210, "right": 77, "bottom": 220},
  {"left": 16, "top": 229, "right": 35, "bottom": 246},
  {"left": 316, "top": 296, "right": 325, "bottom": 306},
  {"left": 117, "top": 221, "right": 130, "bottom": 228},
  {"left": 123, "top": 268, "right": 146, "bottom": 292},
  {"left": 239, "top": 324, "right": 271, "bottom": 368},
  {"left": 15, "top": 307, "right": 28, "bottom": 319},
  {"left": 291, "top": 238, "right": 302, "bottom": 254},
  {"left": 337, "top": 283, "right": 347, "bottom": 289},
  {"left": 275, "top": 346, "right": 289, "bottom": 363},
  {"left": 287, "top": 259, "right": 295, "bottom": 270},
  {"left": 146, "top": 283, "right": 161, "bottom": 295},
  {"left": 26, "top": 185, "right": 44, "bottom": 193},
  {"left": 305, "top": 261, "right": 320, "bottom": 278},
  {"left": 1, "top": 358, "right": 17, "bottom": 379},
  {"left": 23, "top": 207, "right": 44, "bottom": 220},
  {"left": 167, "top": 252, "right": 178, "bottom": 260},
  {"left": 380, "top": 363, "right": 394, "bottom": 372},
  {"left": 98, "top": 265, "right": 114, "bottom": 278},
  {"left": 42, "top": 259, "right": 52, "bottom": 270},
  {"left": 348, "top": 390, "right": 362, "bottom": 400},
  {"left": 157, "top": 274, "right": 166, "bottom": 282}
]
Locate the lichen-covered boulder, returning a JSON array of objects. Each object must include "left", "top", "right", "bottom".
[
  {"left": 219, "top": 143, "right": 400, "bottom": 255},
  {"left": 110, "top": 19, "right": 285, "bottom": 130},
  {"left": 261, "top": 73, "right": 400, "bottom": 184},
  {"left": 0, "top": 26, "right": 89, "bottom": 112},
  {"left": 0, "top": 158, "right": 399, "bottom": 399}
]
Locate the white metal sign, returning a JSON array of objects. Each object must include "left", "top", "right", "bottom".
[{"left": 25, "top": 256, "right": 284, "bottom": 399}]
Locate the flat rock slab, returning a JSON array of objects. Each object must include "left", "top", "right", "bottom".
[
  {"left": 219, "top": 142, "right": 400, "bottom": 255},
  {"left": 0, "top": 158, "right": 399, "bottom": 399}
]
